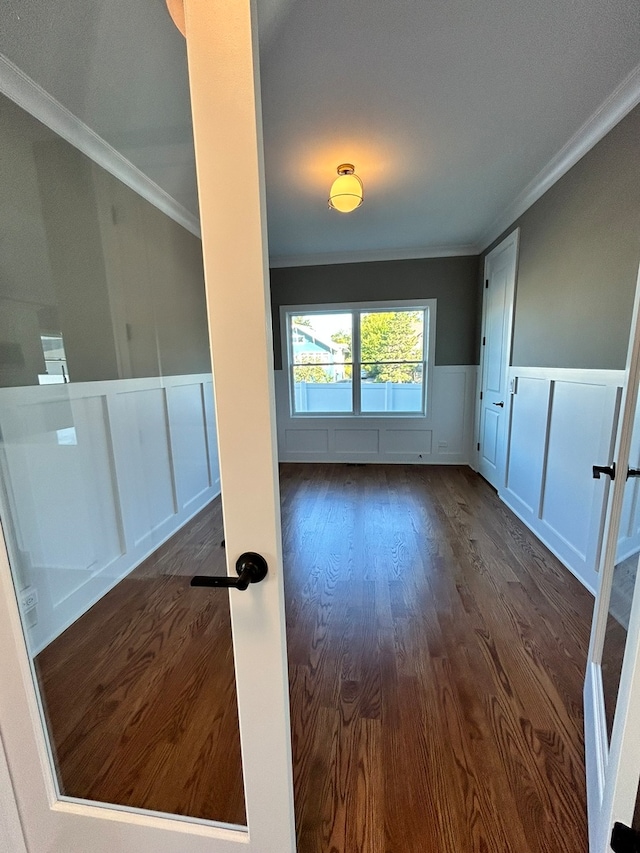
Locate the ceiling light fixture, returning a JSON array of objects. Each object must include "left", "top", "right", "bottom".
[{"left": 328, "top": 164, "right": 363, "bottom": 213}]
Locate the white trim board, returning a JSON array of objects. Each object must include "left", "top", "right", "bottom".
[
  {"left": 0, "top": 732, "right": 26, "bottom": 853},
  {"left": 479, "top": 61, "right": 640, "bottom": 252},
  {"left": 509, "top": 366, "right": 626, "bottom": 384},
  {"left": 0, "top": 52, "right": 201, "bottom": 239}
]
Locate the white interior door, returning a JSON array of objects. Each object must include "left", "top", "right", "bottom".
[
  {"left": 477, "top": 229, "right": 518, "bottom": 490},
  {"left": 585, "top": 264, "right": 640, "bottom": 852},
  {"left": 0, "top": 0, "right": 296, "bottom": 850}
]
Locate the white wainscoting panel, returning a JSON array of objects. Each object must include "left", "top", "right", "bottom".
[
  {"left": 0, "top": 374, "right": 219, "bottom": 655},
  {"left": 501, "top": 368, "right": 624, "bottom": 593},
  {"left": 384, "top": 429, "right": 432, "bottom": 455},
  {"left": 504, "top": 376, "right": 550, "bottom": 514},
  {"left": 335, "top": 429, "right": 379, "bottom": 454},
  {"left": 275, "top": 366, "right": 477, "bottom": 464},
  {"left": 116, "top": 385, "right": 177, "bottom": 549},
  {"left": 166, "top": 382, "right": 212, "bottom": 512}
]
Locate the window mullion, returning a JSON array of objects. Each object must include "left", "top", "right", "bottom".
[{"left": 353, "top": 310, "right": 361, "bottom": 415}]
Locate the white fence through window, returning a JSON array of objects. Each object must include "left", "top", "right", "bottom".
[{"left": 294, "top": 381, "right": 423, "bottom": 413}]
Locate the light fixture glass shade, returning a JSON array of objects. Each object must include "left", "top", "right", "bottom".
[{"left": 328, "top": 166, "right": 363, "bottom": 213}]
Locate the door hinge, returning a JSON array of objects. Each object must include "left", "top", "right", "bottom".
[
  {"left": 482, "top": 336, "right": 486, "bottom": 346},
  {"left": 477, "top": 442, "right": 480, "bottom": 451},
  {"left": 480, "top": 391, "right": 483, "bottom": 400},
  {"left": 611, "top": 821, "right": 640, "bottom": 852},
  {"left": 485, "top": 279, "right": 489, "bottom": 288}
]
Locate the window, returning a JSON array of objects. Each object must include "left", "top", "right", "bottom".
[
  {"left": 39, "top": 332, "right": 70, "bottom": 384},
  {"left": 284, "top": 301, "right": 435, "bottom": 416}
]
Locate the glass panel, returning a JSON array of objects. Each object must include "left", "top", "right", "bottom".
[
  {"left": 602, "top": 387, "right": 640, "bottom": 742},
  {"left": 359, "top": 310, "right": 425, "bottom": 413},
  {"left": 361, "top": 362, "right": 424, "bottom": 412},
  {"left": 0, "top": 56, "right": 245, "bottom": 831},
  {"left": 290, "top": 313, "right": 352, "bottom": 413},
  {"left": 359, "top": 309, "right": 425, "bottom": 364}
]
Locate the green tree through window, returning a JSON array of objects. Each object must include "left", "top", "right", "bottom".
[
  {"left": 294, "top": 365, "right": 332, "bottom": 383},
  {"left": 360, "top": 311, "right": 422, "bottom": 383}
]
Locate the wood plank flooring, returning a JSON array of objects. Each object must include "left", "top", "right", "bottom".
[
  {"left": 35, "top": 464, "right": 594, "bottom": 851},
  {"left": 35, "top": 496, "right": 246, "bottom": 825},
  {"left": 280, "top": 464, "right": 593, "bottom": 853}
]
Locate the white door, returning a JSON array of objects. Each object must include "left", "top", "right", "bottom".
[
  {"left": 477, "top": 229, "right": 518, "bottom": 490},
  {"left": 585, "top": 264, "right": 640, "bottom": 852},
  {"left": 0, "top": 1, "right": 296, "bottom": 851}
]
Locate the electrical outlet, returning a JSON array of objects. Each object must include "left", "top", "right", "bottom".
[{"left": 20, "top": 586, "right": 38, "bottom": 612}]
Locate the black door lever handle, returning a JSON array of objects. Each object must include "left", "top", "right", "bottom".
[
  {"left": 492, "top": 401, "right": 505, "bottom": 408},
  {"left": 592, "top": 463, "right": 616, "bottom": 480},
  {"left": 191, "top": 552, "right": 268, "bottom": 590},
  {"left": 627, "top": 467, "right": 640, "bottom": 479},
  {"left": 611, "top": 821, "right": 640, "bottom": 852}
]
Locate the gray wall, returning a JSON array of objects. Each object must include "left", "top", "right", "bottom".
[
  {"left": 486, "top": 103, "right": 640, "bottom": 370},
  {"left": 269, "top": 256, "right": 480, "bottom": 369},
  {"left": 0, "top": 94, "right": 210, "bottom": 388}
]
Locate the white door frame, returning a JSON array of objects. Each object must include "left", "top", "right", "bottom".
[
  {"left": 585, "top": 262, "right": 640, "bottom": 851},
  {"left": 0, "top": 733, "right": 26, "bottom": 853},
  {"left": 0, "top": 1, "right": 296, "bottom": 850},
  {"left": 474, "top": 228, "right": 519, "bottom": 486}
]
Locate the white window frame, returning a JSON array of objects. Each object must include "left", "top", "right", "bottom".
[{"left": 281, "top": 299, "right": 437, "bottom": 418}]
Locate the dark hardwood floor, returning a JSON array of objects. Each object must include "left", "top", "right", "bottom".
[
  {"left": 36, "top": 464, "right": 594, "bottom": 851},
  {"left": 281, "top": 464, "right": 593, "bottom": 853},
  {"left": 35, "top": 496, "right": 246, "bottom": 825}
]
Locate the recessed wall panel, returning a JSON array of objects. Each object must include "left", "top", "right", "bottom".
[
  {"left": 506, "top": 377, "right": 548, "bottom": 512},
  {"left": 384, "top": 430, "right": 432, "bottom": 455},
  {"left": 168, "top": 383, "right": 209, "bottom": 509},
  {"left": 120, "top": 387, "right": 176, "bottom": 544},
  {"left": 335, "top": 429, "right": 379, "bottom": 454},
  {"left": 541, "top": 381, "right": 609, "bottom": 558},
  {"left": 285, "top": 429, "right": 328, "bottom": 453}
]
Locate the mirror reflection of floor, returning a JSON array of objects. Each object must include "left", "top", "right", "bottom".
[
  {"left": 602, "top": 551, "right": 639, "bottom": 739},
  {"left": 35, "top": 496, "right": 247, "bottom": 825},
  {"left": 609, "top": 552, "right": 639, "bottom": 630}
]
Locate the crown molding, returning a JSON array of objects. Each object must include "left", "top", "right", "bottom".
[
  {"left": 269, "top": 243, "right": 480, "bottom": 269},
  {"left": 0, "top": 53, "right": 201, "bottom": 239},
  {"left": 479, "top": 61, "right": 640, "bottom": 253}
]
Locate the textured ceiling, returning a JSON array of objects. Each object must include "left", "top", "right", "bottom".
[{"left": 0, "top": 0, "right": 639, "bottom": 265}]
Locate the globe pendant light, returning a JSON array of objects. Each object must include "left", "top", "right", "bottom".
[{"left": 328, "top": 164, "right": 363, "bottom": 213}]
